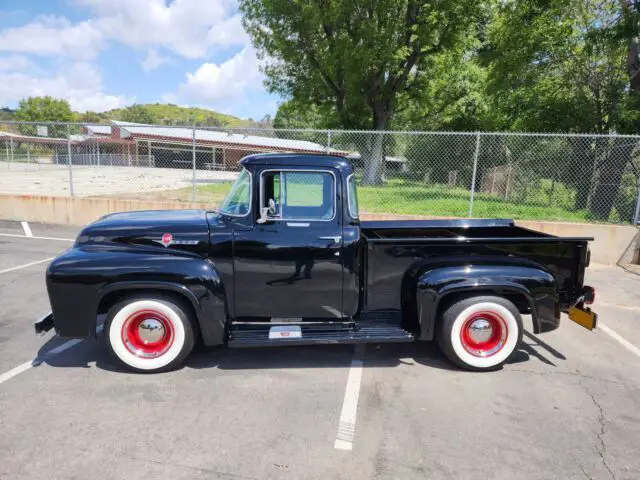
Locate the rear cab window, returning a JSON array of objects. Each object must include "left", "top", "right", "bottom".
[{"left": 347, "top": 174, "right": 359, "bottom": 219}]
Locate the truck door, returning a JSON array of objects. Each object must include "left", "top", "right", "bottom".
[{"left": 233, "top": 168, "right": 344, "bottom": 319}]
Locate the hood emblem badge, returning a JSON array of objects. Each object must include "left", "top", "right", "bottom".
[
  {"left": 161, "top": 233, "right": 173, "bottom": 247},
  {"left": 152, "top": 233, "right": 198, "bottom": 248}
]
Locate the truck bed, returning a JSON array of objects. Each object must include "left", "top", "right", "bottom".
[{"left": 361, "top": 218, "right": 593, "bottom": 315}]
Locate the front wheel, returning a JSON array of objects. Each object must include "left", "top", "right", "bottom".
[
  {"left": 437, "top": 295, "right": 523, "bottom": 371},
  {"left": 105, "top": 295, "right": 196, "bottom": 373}
]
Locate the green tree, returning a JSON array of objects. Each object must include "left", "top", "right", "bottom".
[
  {"left": 14, "top": 96, "right": 73, "bottom": 123},
  {"left": 485, "top": 0, "right": 636, "bottom": 220},
  {"left": 395, "top": 51, "right": 495, "bottom": 131},
  {"left": 77, "top": 111, "right": 104, "bottom": 123},
  {"left": 119, "top": 104, "right": 156, "bottom": 124},
  {"left": 273, "top": 99, "right": 334, "bottom": 132},
  {"left": 0, "top": 107, "right": 14, "bottom": 121},
  {"left": 240, "top": 0, "right": 481, "bottom": 184},
  {"left": 202, "top": 116, "right": 224, "bottom": 127}
]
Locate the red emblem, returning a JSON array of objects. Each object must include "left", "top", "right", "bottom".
[{"left": 161, "top": 233, "right": 173, "bottom": 247}]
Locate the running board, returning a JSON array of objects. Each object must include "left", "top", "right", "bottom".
[{"left": 228, "top": 322, "right": 414, "bottom": 348}]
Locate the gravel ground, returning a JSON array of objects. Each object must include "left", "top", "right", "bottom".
[{"left": 0, "top": 162, "right": 237, "bottom": 198}]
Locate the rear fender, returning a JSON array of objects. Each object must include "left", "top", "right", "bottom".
[{"left": 414, "top": 264, "right": 558, "bottom": 341}]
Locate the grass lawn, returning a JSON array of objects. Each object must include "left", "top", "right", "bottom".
[
  {"left": 177, "top": 178, "right": 593, "bottom": 222},
  {"left": 356, "top": 180, "right": 591, "bottom": 221}
]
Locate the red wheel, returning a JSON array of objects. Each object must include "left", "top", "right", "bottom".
[
  {"left": 121, "top": 309, "right": 175, "bottom": 358},
  {"left": 105, "top": 296, "right": 196, "bottom": 373},
  {"left": 459, "top": 311, "right": 508, "bottom": 358},
  {"left": 437, "top": 296, "right": 523, "bottom": 371}
]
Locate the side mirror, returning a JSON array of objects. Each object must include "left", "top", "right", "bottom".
[{"left": 257, "top": 207, "right": 270, "bottom": 224}]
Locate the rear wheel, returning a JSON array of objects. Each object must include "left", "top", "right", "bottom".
[
  {"left": 105, "top": 295, "right": 196, "bottom": 373},
  {"left": 437, "top": 295, "right": 523, "bottom": 371}
]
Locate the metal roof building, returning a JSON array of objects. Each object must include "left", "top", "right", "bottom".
[{"left": 81, "top": 121, "right": 343, "bottom": 170}]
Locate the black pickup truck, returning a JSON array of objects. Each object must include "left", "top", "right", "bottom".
[{"left": 38, "top": 153, "right": 597, "bottom": 372}]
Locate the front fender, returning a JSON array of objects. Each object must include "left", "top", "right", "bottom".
[
  {"left": 46, "top": 246, "right": 228, "bottom": 345},
  {"left": 414, "top": 264, "right": 558, "bottom": 340}
]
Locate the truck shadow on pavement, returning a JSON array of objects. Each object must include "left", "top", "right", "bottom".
[{"left": 34, "top": 330, "right": 565, "bottom": 373}]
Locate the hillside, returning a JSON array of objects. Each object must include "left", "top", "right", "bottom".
[
  {"left": 0, "top": 103, "right": 251, "bottom": 127},
  {"left": 103, "top": 103, "right": 252, "bottom": 127}
]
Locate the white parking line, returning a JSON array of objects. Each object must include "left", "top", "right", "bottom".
[
  {"left": 334, "top": 344, "right": 365, "bottom": 451},
  {"left": 600, "top": 323, "right": 640, "bottom": 359},
  {"left": 0, "top": 361, "right": 35, "bottom": 385},
  {"left": 0, "top": 233, "right": 74, "bottom": 242},
  {"left": 0, "top": 257, "right": 55, "bottom": 275},
  {"left": 0, "top": 325, "right": 103, "bottom": 387},
  {"left": 21, "top": 221, "right": 33, "bottom": 237}
]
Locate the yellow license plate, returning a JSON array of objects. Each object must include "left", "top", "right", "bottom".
[{"left": 568, "top": 306, "right": 598, "bottom": 331}]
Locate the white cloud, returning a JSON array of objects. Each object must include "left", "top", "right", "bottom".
[
  {"left": 0, "top": 1, "right": 267, "bottom": 115},
  {"left": 207, "top": 14, "right": 249, "bottom": 46},
  {"left": 82, "top": 0, "right": 246, "bottom": 58},
  {"left": 0, "top": 15, "right": 104, "bottom": 59},
  {"left": 141, "top": 49, "right": 170, "bottom": 72},
  {"left": 0, "top": 55, "right": 33, "bottom": 71},
  {"left": 167, "top": 47, "right": 263, "bottom": 105},
  {"left": 0, "top": 1, "right": 247, "bottom": 60},
  {"left": 0, "top": 62, "right": 132, "bottom": 112}
]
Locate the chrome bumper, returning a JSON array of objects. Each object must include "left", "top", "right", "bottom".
[{"left": 34, "top": 313, "right": 54, "bottom": 335}]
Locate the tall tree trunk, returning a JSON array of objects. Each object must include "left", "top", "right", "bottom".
[
  {"left": 569, "top": 137, "right": 596, "bottom": 210},
  {"left": 361, "top": 133, "right": 386, "bottom": 185},
  {"left": 361, "top": 109, "right": 390, "bottom": 185},
  {"left": 589, "top": 138, "right": 635, "bottom": 220}
]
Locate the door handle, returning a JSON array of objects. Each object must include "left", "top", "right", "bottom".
[{"left": 319, "top": 235, "right": 342, "bottom": 244}]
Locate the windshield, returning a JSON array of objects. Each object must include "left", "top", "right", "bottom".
[{"left": 219, "top": 169, "right": 251, "bottom": 216}]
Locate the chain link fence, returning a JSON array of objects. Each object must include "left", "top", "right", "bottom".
[{"left": 1, "top": 121, "right": 639, "bottom": 224}]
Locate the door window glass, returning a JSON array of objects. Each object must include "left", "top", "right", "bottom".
[{"left": 262, "top": 171, "right": 334, "bottom": 220}]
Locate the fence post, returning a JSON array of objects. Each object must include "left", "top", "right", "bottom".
[
  {"left": 327, "top": 130, "right": 332, "bottom": 154},
  {"left": 67, "top": 125, "right": 74, "bottom": 197},
  {"left": 468, "top": 132, "right": 481, "bottom": 217},
  {"left": 633, "top": 175, "right": 640, "bottom": 225},
  {"left": 9, "top": 136, "right": 13, "bottom": 168},
  {"left": 192, "top": 124, "right": 197, "bottom": 202}
]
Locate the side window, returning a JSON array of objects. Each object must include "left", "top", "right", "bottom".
[
  {"left": 261, "top": 171, "right": 335, "bottom": 220},
  {"left": 347, "top": 174, "right": 359, "bottom": 218}
]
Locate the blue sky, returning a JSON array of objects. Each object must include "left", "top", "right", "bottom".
[{"left": 0, "top": 0, "right": 280, "bottom": 119}]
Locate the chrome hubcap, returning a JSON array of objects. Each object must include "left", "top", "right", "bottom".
[
  {"left": 468, "top": 318, "right": 493, "bottom": 344},
  {"left": 137, "top": 318, "right": 166, "bottom": 344}
]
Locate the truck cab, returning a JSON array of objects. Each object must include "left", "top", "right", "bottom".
[
  {"left": 216, "top": 154, "right": 360, "bottom": 320},
  {"left": 41, "top": 153, "right": 597, "bottom": 373}
]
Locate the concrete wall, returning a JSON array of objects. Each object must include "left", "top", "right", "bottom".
[
  {"left": 517, "top": 220, "right": 638, "bottom": 266},
  {"left": 0, "top": 193, "right": 637, "bottom": 265},
  {"left": 0, "top": 194, "right": 206, "bottom": 227}
]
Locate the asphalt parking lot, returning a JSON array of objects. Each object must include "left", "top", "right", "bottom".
[{"left": 0, "top": 220, "right": 639, "bottom": 480}]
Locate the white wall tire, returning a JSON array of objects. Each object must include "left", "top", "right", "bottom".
[
  {"left": 437, "top": 296, "right": 523, "bottom": 371},
  {"left": 105, "top": 296, "right": 196, "bottom": 373}
]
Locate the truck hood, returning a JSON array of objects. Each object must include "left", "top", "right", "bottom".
[{"left": 76, "top": 209, "right": 210, "bottom": 255}]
